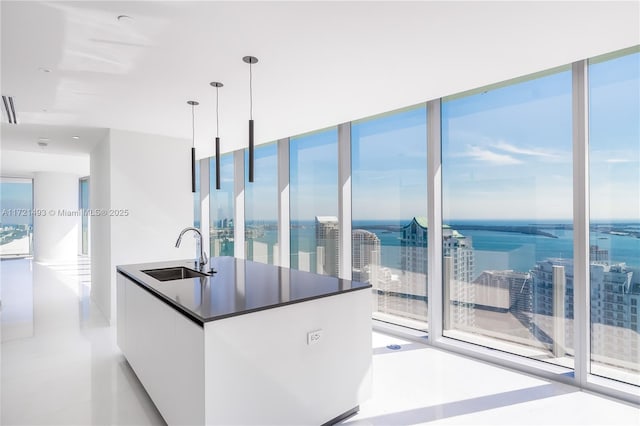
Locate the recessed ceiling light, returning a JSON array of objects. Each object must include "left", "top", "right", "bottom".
[
  {"left": 117, "top": 14, "right": 134, "bottom": 22},
  {"left": 37, "top": 138, "right": 49, "bottom": 147},
  {"left": 72, "top": 136, "right": 80, "bottom": 140},
  {"left": 38, "top": 67, "right": 51, "bottom": 73}
]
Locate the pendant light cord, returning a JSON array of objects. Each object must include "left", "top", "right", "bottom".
[
  {"left": 216, "top": 86, "right": 220, "bottom": 138},
  {"left": 249, "top": 62, "right": 253, "bottom": 120},
  {"left": 191, "top": 103, "right": 195, "bottom": 148}
]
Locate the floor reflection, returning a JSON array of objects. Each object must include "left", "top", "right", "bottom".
[{"left": 1, "top": 258, "right": 165, "bottom": 425}]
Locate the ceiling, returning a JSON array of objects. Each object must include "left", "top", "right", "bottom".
[
  {"left": 1, "top": 123, "right": 107, "bottom": 154},
  {"left": 1, "top": 1, "right": 639, "bottom": 160}
]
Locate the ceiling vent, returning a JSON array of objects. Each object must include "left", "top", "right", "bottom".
[{"left": 2, "top": 95, "right": 18, "bottom": 124}]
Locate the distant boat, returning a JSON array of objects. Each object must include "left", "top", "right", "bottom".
[{"left": 598, "top": 237, "right": 609, "bottom": 240}]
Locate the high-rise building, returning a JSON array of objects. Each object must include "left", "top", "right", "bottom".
[
  {"left": 530, "top": 258, "right": 574, "bottom": 355},
  {"left": 352, "top": 229, "right": 380, "bottom": 283},
  {"left": 397, "top": 217, "right": 476, "bottom": 326},
  {"left": 590, "top": 263, "right": 640, "bottom": 367},
  {"left": 395, "top": 217, "right": 429, "bottom": 321},
  {"left": 401, "top": 217, "right": 429, "bottom": 277},
  {"left": 530, "top": 258, "right": 640, "bottom": 366},
  {"left": 442, "top": 225, "right": 476, "bottom": 328},
  {"left": 315, "top": 216, "right": 340, "bottom": 276},
  {"left": 590, "top": 245, "right": 610, "bottom": 264},
  {"left": 472, "top": 270, "right": 531, "bottom": 313},
  {"left": 471, "top": 270, "right": 533, "bottom": 342}
]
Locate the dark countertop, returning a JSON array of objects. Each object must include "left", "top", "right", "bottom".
[{"left": 117, "top": 257, "right": 371, "bottom": 326}]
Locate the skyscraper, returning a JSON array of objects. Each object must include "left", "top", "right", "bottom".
[
  {"left": 315, "top": 216, "right": 340, "bottom": 276},
  {"left": 530, "top": 258, "right": 640, "bottom": 366},
  {"left": 442, "top": 225, "right": 475, "bottom": 328},
  {"left": 352, "top": 229, "right": 380, "bottom": 283},
  {"left": 589, "top": 263, "right": 640, "bottom": 367},
  {"left": 397, "top": 217, "right": 476, "bottom": 326},
  {"left": 590, "top": 245, "right": 610, "bottom": 264}
]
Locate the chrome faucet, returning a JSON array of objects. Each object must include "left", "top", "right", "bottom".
[{"left": 175, "top": 227, "right": 208, "bottom": 271}]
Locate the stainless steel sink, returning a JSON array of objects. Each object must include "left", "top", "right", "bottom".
[{"left": 142, "top": 267, "right": 208, "bottom": 282}]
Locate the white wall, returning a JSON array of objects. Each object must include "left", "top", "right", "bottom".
[
  {"left": 32, "top": 172, "right": 80, "bottom": 262},
  {"left": 90, "top": 129, "right": 193, "bottom": 323},
  {"left": 90, "top": 136, "right": 112, "bottom": 321}
]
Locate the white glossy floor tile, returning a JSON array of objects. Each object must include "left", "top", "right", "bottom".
[
  {"left": 1, "top": 258, "right": 164, "bottom": 426},
  {"left": 350, "top": 334, "right": 639, "bottom": 425},
  {"left": 1, "top": 258, "right": 638, "bottom": 425}
]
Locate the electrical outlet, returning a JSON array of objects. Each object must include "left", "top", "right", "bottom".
[{"left": 307, "top": 329, "right": 322, "bottom": 345}]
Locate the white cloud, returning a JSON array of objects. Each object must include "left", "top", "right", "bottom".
[
  {"left": 491, "top": 140, "right": 561, "bottom": 159},
  {"left": 605, "top": 158, "right": 633, "bottom": 164},
  {"left": 462, "top": 145, "right": 522, "bottom": 165}
]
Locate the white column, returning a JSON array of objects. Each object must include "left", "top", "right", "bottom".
[
  {"left": 427, "top": 100, "right": 443, "bottom": 340},
  {"left": 572, "top": 59, "right": 590, "bottom": 388},
  {"left": 553, "top": 265, "right": 567, "bottom": 358},
  {"left": 277, "top": 138, "right": 290, "bottom": 268},
  {"left": 33, "top": 172, "right": 80, "bottom": 262},
  {"left": 338, "top": 122, "right": 352, "bottom": 280}
]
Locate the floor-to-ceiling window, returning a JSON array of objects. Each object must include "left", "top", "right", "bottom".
[
  {"left": 201, "top": 44, "right": 640, "bottom": 398},
  {"left": 351, "top": 105, "right": 428, "bottom": 329},
  {"left": 290, "top": 128, "right": 339, "bottom": 275},
  {"left": 588, "top": 49, "right": 640, "bottom": 385},
  {"left": 79, "top": 177, "right": 89, "bottom": 255},
  {"left": 245, "top": 143, "right": 279, "bottom": 265},
  {"left": 442, "top": 68, "right": 574, "bottom": 368},
  {"left": 0, "top": 178, "right": 33, "bottom": 258},
  {"left": 210, "top": 154, "right": 234, "bottom": 257}
]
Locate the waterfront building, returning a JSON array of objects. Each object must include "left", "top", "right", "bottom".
[
  {"left": 442, "top": 225, "right": 476, "bottom": 328},
  {"left": 590, "top": 263, "right": 640, "bottom": 369},
  {"left": 530, "top": 257, "right": 640, "bottom": 369},
  {"left": 590, "top": 245, "right": 610, "bottom": 264},
  {"left": 352, "top": 229, "right": 381, "bottom": 283},
  {"left": 315, "top": 216, "right": 340, "bottom": 276},
  {"left": 472, "top": 270, "right": 531, "bottom": 313},
  {"left": 393, "top": 217, "right": 475, "bottom": 326}
]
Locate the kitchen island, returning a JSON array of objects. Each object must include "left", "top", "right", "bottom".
[{"left": 116, "top": 257, "right": 372, "bottom": 426}]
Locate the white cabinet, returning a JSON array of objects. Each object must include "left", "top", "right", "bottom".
[
  {"left": 117, "top": 272, "right": 371, "bottom": 426},
  {"left": 116, "top": 273, "right": 204, "bottom": 425},
  {"left": 203, "top": 289, "right": 372, "bottom": 425},
  {"left": 116, "top": 273, "right": 126, "bottom": 353}
]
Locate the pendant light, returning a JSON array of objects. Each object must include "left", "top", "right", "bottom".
[
  {"left": 243, "top": 55, "right": 258, "bottom": 182},
  {"left": 187, "top": 100, "right": 199, "bottom": 193},
  {"left": 210, "top": 82, "right": 223, "bottom": 190}
]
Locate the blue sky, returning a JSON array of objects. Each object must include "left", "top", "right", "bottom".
[
  {"left": 442, "top": 70, "right": 574, "bottom": 220},
  {"left": 443, "top": 51, "right": 639, "bottom": 221},
  {"left": 203, "top": 51, "right": 639, "bottom": 224},
  {"left": 290, "top": 128, "right": 339, "bottom": 222},
  {"left": 245, "top": 143, "right": 278, "bottom": 222},
  {"left": 589, "top": 52, "right": 640, "bottom": 221},
  {"left": 352, "top": 106, "right": 427, "bottom": 221}
]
